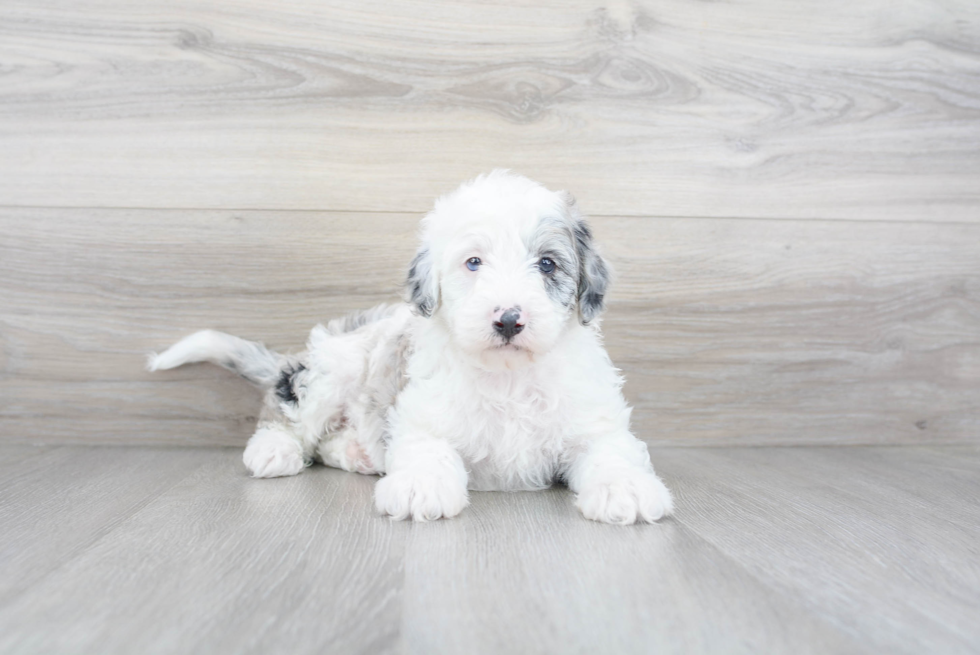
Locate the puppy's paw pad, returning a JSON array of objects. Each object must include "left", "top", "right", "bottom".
[
  {"left": 576, "top": 470, "right": 673, "bottom": 524},
  {"left": 374, "top": 471, "right": 468, "bottom": 521},
  {"left": 243, "top": 437, "right": 306, "bottom": 478}
]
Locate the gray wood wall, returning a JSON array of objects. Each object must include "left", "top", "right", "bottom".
[{"left": 2, "top": 0, "right": 979, "bottom": 447}]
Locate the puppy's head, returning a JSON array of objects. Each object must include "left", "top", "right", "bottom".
[{"left": 406, "top": 170, "right": 609, "bottom": 370}]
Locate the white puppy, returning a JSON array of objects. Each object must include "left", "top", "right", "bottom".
[{"left": 149, "top": 171, "right": 673, "bottom": 524}]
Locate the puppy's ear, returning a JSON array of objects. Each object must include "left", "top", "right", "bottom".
[
  {"left": 575, "top": 222, "right": 610, "bottom": 324},
  {"left": 406, "top": 246, "right": 438, "bottom": 317},
  {"left": 562, "top": 193, "right": 610, "bottom": 324}
]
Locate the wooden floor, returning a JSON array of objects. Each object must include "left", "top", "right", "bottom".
[{"left": 2, "top": 444, "right": 978, "bottom": 654}]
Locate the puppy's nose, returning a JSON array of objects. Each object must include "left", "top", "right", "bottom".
[{"left": 493, "top": 308, "right": 524, "bottom": 339}]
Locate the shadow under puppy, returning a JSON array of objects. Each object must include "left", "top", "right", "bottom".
[{"left": 149, "top": 170, "right": 673, "bottom": 524}]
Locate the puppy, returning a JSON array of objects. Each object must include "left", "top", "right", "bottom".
[{"left": 149, "top": 171, "right": 673, "bottom": 524}]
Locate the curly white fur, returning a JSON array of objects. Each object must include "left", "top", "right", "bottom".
[{"left": 149, "top": 171, "right": 673, "bottom": 524}]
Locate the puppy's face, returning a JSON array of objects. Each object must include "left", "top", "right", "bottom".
[{"left": 407, "top": 171, "right": 609, "bottom": 370}]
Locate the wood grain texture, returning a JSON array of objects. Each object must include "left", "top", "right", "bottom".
[
  {"left": 0, "top": 449, "right": 409, "bottom": 655},
  {"left": 1, "top": 444, "right": 978, "bottom": 653},
  {"left": 658, "top": 445, "right": 980, "bottom": 654},
  {"left": 401, "top": 489, "right": 865, "bottom": 655},
  {"left": 602, "top": 215, "right": 980, "bottom": 445},
  {"left": 0, "top": 446, "right": 218, "bottom": 603},
  {"left": 2, "top": 207, "right": 978, "bottom": 446},
  {"left": 0, "top": 443, "right": 50, "bottom": 467},
  {"left": 1, "top": 0, "right": 978, "bottom": 220}
]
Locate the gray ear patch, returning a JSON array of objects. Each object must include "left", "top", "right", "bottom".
[
  {"left": 574, "top": 222, "right": 610, "bottom": 324},
  {"left": 407, "top": 247, "right": 437, "bottom": 317}
]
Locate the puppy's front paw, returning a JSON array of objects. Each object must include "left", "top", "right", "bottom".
[
  {"left": 576, "top": 468, "right": 674, "bottom": 525},
  {"left": 243, "top": 427, "right": 306, "bottom": 478},
  {"left": 374, "top": 470, "right": 469, "bottom": 521}
]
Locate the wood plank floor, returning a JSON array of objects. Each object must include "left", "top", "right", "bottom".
[{"left": 1, "top": 444, "right": 978, "bottom": 654}]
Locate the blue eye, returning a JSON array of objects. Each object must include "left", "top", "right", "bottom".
[
  {"left": 538, "top": 257, "right": 556, "bottom": 274},
  {"left": 466, "top": 257, "right": 481, "bottom": 271}
]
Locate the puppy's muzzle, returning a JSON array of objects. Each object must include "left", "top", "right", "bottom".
[{"left": 493, "top": 308, "right": 524, "bottom": 340}]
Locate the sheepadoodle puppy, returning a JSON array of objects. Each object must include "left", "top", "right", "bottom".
[{"left": 149, "top": 171, "right": 673, "bottom": 524}]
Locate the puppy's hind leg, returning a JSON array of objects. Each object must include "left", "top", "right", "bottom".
[
  {"left": 243, "top": 423, "right": 310, "bottom": 478},
  {"left": 317, "top": 429, "right": 385, "bottom": 475}
]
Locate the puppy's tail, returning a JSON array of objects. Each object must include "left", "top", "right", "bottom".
[{"left": 147, "top": 330, "right": 283, "bottom": 388}]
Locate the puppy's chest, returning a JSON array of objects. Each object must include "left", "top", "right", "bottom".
[{"left": 449, "top": 385, "right": 567, "bottom": 491}]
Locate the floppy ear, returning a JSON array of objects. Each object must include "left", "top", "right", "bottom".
[
  {"left": 406, "top": 246, "right": 439, "bottom": 317},
  {"left": 574, "top": 220, "right": 610, "bottom": 324},
  {"left": 558, "top": 191, "right": 610, "bottom": 324}
]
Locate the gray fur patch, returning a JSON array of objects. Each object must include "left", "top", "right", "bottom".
[
  {"left": 325, "top": 304, "right": 400, "bottom": 336},
  {"left": 275, "top": 363, "right": 306, "bottom": 405},
  {"left": 406, "top": 248, "right": 437, "bottom": 317},
  {"left": 531, "top": 215, "right": 579, "bottom": 308},
  {"left": 573, "top": 221, "right": 609, "bottom": 324}
]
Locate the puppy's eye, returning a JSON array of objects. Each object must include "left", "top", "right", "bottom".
[
  {"left": 466, "top": 257, "right": 482, "bottom": 271},
  {"left": 538, "top": 257, "right": 556, "bottom": 274}
]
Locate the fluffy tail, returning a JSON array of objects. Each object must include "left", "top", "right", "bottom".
[{"left": 147, "top": 330, "right": 283, "bottom": 388}]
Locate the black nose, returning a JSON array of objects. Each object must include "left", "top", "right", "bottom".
[{"left": 494, "top": 309, "right": 524, "bottom": 340}]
